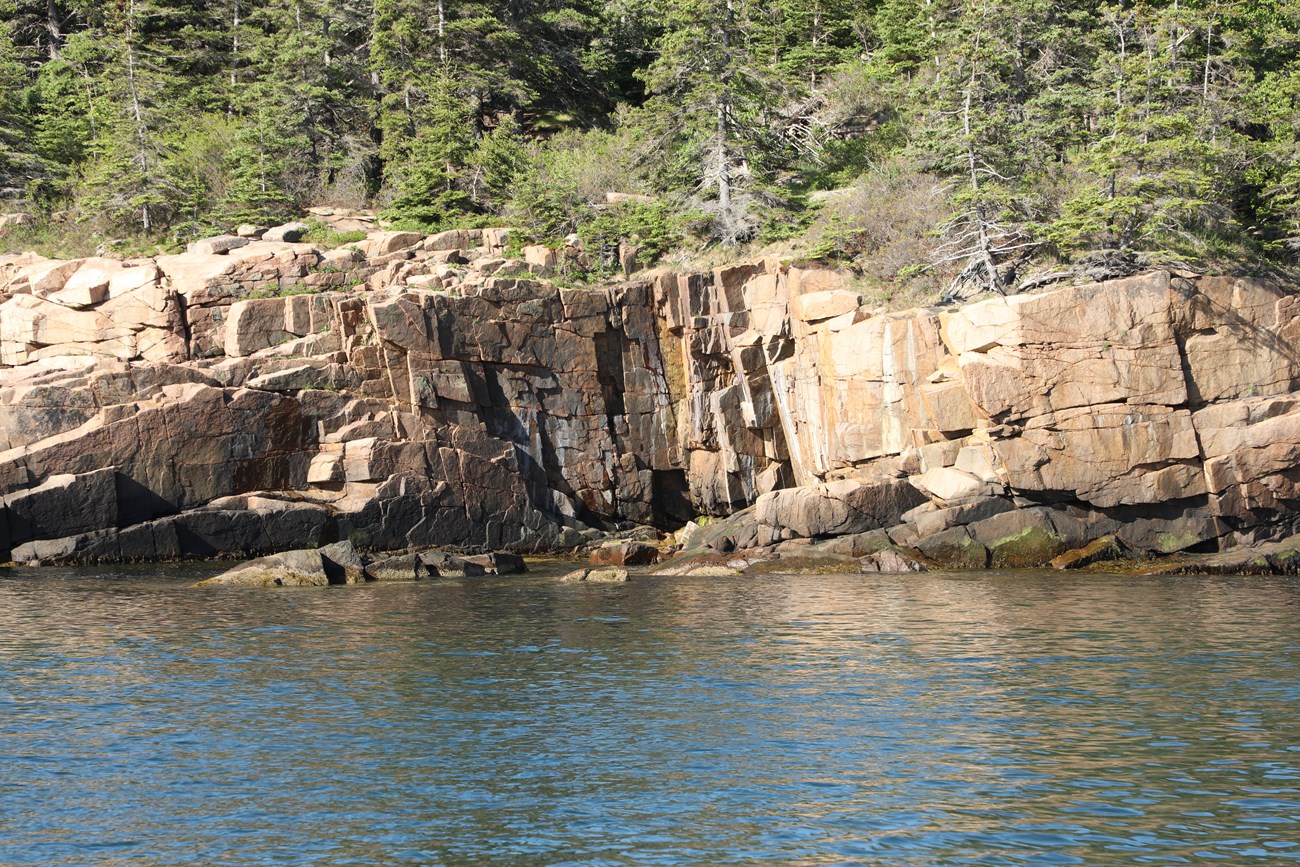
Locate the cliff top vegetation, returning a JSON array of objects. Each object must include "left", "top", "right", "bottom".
[{"left": 3, "top": 0, "right": 1300, "bottom": 299}]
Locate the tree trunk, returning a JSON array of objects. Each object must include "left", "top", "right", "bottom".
[
  {"left": 437, "top": 0, "right": 447, "bottom": 64},
  {"left": 126, "top": 0, "right": 151, "bottom": 233},
  {"left": 960, "top": 22, "right": 1004, "bottom": 295},
  {"left": 44, "top": 0, "right": 62, "bottom": 59}
]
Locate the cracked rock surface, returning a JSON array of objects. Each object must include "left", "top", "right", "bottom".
[{"left": 2, "top": 225, "right": 1299, "bottom": 572}]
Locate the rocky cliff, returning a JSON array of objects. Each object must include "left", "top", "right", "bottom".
[{"left": 1, "top": 223, "right": 1297, "bottom": 571}]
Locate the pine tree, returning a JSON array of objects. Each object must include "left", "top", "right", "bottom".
[
  {"left": 75, "top": 0, "right": 184, "bottom": 233},
  {"left": 237, "top": 0, "right": 374, "bottom": 209},
  {"left": 636, "top": 0, "right": 784, "bottom": 243},
  {"left": 1051, "top": 1, "right": 1239, "bottom": 252},
  {"left": 0, "top": 1, "right": 39, "bottom": 197},
  {"left": 468, "top": 114, "right": 527, "bottom": 213},
  {"left": 908, "top": 0, "right": 1064, "bottom": 294}
]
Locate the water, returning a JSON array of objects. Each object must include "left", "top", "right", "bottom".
[{"left": 1, "top": 566, "right": 1299, "bottom": 866}]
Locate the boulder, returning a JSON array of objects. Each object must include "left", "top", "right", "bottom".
[
  {"left": 0, "top": 213, "right": 37, "bottom": 232},
  {"left": 365, "top": 552, "right": 427, "bottom": 582},
  {"left": 590, "top": 540, "right": 659, "bottom": 567},
  {"left": 522, "top": 245, "right": 558, "bottom": 271},
  {"left": 755, "top": 478, "right": 927, "bottom": 539},
  {"left": 912, "top": 466, "right": 992, "bottom": 503},
  {"left": 814, "top": 529, "right": 892, "bottom": 558},
  {"left": 2, "top": 468, "right": 119, "bottom": 546},
  {"left": 915, "top": 526, "right": 989, "bottom": 569},
  {"left": 791, "top": 289, "right": 860, "bottom": 322},
  {"left": 424, "top": 229, "right": 480, "bottom": 251},
  {"left": 195, "top": 541, "right": 365, "bottom": 587},
  {"left": 461, "top": 552, "right": 528, "bottom": 575},
  {"left": 418, "top": 551, "right": 486, "bottom": 577},
  {"left": 1138, "top": 534, "right": 1300, "bottom": 576},
  {"left": 263, "top": 222, "right": 310, "bottom": 243},
  {"left": 188, "top": 235, "right": 250, "bottom": 256},
  {"left": 369, "top": 231, "right": 423, "bottom": 256},
  {"left": 860, "top": 548, "right": 927, "bottom": 573},
  {"left": 967, "top": 508, "right": 1067, "bottom": 568}
]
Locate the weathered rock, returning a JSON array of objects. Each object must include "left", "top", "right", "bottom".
[
  {"left": 559, "top": 566, "right": 629, "bottom": 583},
  {"left": 2, "top": 252, "right": 1298, "bottom": 570},
  {"left": 815, "top": 528, "right": 892, "bottom": 557},
  {"left": 967, "top": 508, "right": 1067, "bottom": 568},
  {"left": 196, "top": 541, "right": 364, "bottom": 587},
  {"left": 755, "top": 478, "right": 928, "bottom": 539},
  {"left": 860, "top": 547, "right": 927, "bottom": 573},
  {"left": 791, "top": 289, "right": 860, "bottom": 322},
  {"left": 0, "top": 213, "right": 37, "bottom": 232},
  {"left": 365, "top": 552, "right": 427, "bottom": 582},
  {"left": 522, "top": 245, "right": 558, "bottom": 271},
  {"left": 418, "top": 551, "right": 486, "bottom": 577},
  {"left": 1050, "top": 535, "right": 1126, "bottom": 570},
  {"left": 2, "top": 468, "right": 119, "bottom": 547},
  {"left": 189, "top": 235, "right": 250, "bottom": 256},
  {"left": 994, "top": 405, "right": 1202, "bottom": 508},
  {"left": 912, "top": 466, "right": 994, "bottom": 503},
  {"left": 590, "top": 540, "right": 659, "bottom": 567},
  {"left": 263, "top": 222, "right": 310, "bottom": 243},
  {"left": 1138, "top": 534, "right": 1300, "bottom": 576},
  {"left": 368, "top": 231, "right": 423, "bottom": 256},
  {"left": 461, "top": 552, "right": 528, "bottom": 575},
  {"left": 915, "top": 526, "right": 989, "bottom": 569}
]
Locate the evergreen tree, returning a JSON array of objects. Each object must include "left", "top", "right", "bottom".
[
  {"left": 637, "top": 0, "right": 787, "bottom": 243},
  {"left": 0, "top": 1, "right": 39, "bottom": 197},
  {"left": 1051, "top": 1, "right": 1238, "bottom": 252},
  {"left": 75, "top": 0, "right": 184, "bottom": 233}
]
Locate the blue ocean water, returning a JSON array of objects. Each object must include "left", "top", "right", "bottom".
[{"left": 1, "top": 566, "right": 1297, "bottom": 865}]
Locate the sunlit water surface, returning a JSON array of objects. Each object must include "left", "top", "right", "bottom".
[{"left": 1, "top": 565, "right": 1298, "bottom": 865}]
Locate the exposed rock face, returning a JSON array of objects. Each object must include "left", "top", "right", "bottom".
[{"left": 2, "top": 228, "right": 1299, "bottom": 572}]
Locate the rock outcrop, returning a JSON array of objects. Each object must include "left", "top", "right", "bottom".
[{"left": 2, "top": 224, "right": 1298, "bottom": 573}]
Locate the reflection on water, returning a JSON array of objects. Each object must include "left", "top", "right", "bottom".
[{"left": 1, "top": 566, "right": 1298, "bottom": 865}]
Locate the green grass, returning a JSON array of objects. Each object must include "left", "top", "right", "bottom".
[{"left": 300, "top": 218, "right": 367, "bottom": 248}]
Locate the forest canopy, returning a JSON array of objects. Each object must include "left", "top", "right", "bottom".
[{"left": 3, "top": 0, "right": 1300, "bottom": 289}]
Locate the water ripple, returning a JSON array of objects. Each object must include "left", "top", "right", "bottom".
[{"left": 0, "top": 567, "right": 1297, "bottom": 864}]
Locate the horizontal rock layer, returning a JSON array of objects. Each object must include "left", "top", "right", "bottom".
[{"left": 2, "top": 229, "right": 1298, "bottom": 569}]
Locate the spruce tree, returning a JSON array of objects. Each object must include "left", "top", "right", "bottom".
[{"left": 0, "top": 1, "right": 39, "bottom": 198}]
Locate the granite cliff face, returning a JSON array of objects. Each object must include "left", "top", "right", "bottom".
[{"left": 1, "top": 224, "right": 1298, "bottom": 570}]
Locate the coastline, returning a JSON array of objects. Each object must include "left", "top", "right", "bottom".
[{"left": 2, "top": 224, "right": 1298, "bottom": 576}]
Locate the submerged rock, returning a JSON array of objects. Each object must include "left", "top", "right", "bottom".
[
  {"left": 1051, "top": 536, "right": 1127, "bottom": 570},
  {"left": 196, "top": 541, "right": 365, "bottom": 587},
  {"left": 559, "top": 566, "right": 629, "bottom": 583},
  {"left": 1137, "top": 535, "right": 1300, "bottom": 576}
]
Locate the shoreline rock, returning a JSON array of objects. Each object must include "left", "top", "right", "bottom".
[
  {"left": 3, "top": 226, "right": 1299, "bottom": 577},
  {"left": 195, "top": 541, "right": 531, "bottom": 587}
]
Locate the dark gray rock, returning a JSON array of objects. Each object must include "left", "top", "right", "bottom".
[
  {"left": 365, "top": 553, "right": 427, "bottom": 582},
  {"left": 262, "top": 221, "right": 310, "bottom": 243},
  {"left": 2, "top": 468, "right": 118, "bottom": 546}
]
